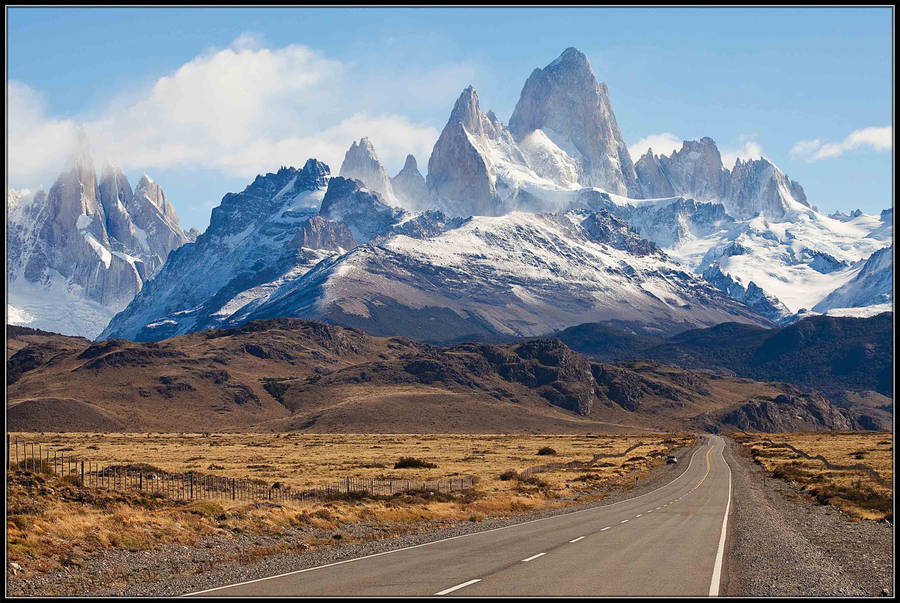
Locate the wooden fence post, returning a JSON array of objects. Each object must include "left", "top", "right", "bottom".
[
  {"left": 81, "top": 461, "right": 84, "bottom": 483},
  {"left": 190, "top": 473, "right": 194, "bottom": 499}
]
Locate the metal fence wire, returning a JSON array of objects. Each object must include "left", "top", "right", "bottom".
[{"left": 6, "top": 437, "right": 476, "bottom": 503}]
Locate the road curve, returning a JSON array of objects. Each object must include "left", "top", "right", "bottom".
[{"left": 188, "top": 435, "right": 733, "bottom": 597}]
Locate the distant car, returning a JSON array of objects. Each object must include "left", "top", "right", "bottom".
[{"left": 665, "top": 455, "right": 678, "bottom": 464}]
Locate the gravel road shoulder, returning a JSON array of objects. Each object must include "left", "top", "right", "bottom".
[{"left": 723, "top": 436, "right": 893, "bottom": 597}]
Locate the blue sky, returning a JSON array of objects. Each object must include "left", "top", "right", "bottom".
[{"left": 8, "top": 6, "right": 893, "bottom": 230}]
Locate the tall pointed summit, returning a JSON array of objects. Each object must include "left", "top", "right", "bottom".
[
  {"left": 339, "top": 137, "right": 396, "bottom": 202},
  {"left": 509, "top": 47, "right": 639, "bottom": 196}
]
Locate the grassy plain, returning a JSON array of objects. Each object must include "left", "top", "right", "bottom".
[{"left": 732, "top": 431, "right": 893, "bottom": 520}]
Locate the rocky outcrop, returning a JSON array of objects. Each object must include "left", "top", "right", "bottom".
[
  {"left": 339, "top": 138, "right": 395, "bottom": 202},
  {"left": 702, "top": 263, "right": 792, "bottom": 323},
  {"left": 319, "top": 177, "right": 400, "bottom": 243},
  {"left": 390, "top": 210, "right": 466, "bottom": 239},
  {"left": 813, "top": 245, "right": 893, "bottom": 313},
  {"left": 290, "top": 216, "right": 357, "bottom": 252},
  {"left": 509, "top": 47, "right": 639, "bottom": 196},
  {"left": 578, "top": 209, "right": 663, "bottom": 258},
  {"left": 717, "top": 390, "right": 862, "bottom": 432},
  {"left": 390, "top": 154, "right": 429, "bottom": 208}
]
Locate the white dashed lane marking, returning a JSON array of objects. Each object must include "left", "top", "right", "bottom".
[
  {"left": 522, "top": 553, "right": 546, "bottom": 562},
  {"left": 435, "top": 579, "right": 481, "bottom": 595}
]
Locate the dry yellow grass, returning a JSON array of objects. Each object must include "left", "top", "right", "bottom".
[
  {"left": 7, "top": 432, "right": 694, "bottom": 580},
  {"left": 732, "top": 431, "right": 893, "bottom": 521},
  {"left": 9, "top": 431, "right": 691, "bottom": 495}
]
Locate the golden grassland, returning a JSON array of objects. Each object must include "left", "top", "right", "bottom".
[
  {"left": 7, "top": 432, "right": 694, "bottom": 581},
  {"left": 9, "top": 431, "right": 688, "bottom": 492},
  {"left": 731, "top": 431, "right": 893, "bottom": 521}
]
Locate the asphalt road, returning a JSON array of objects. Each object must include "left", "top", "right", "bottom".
[{"left": 189, "top": 434, "right": 732, "bottom": 597}]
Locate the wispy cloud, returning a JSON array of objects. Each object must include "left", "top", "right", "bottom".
[
  {"left": 627, "top": 132, "right": 682, "bottom": 161},
  {"left": 721, "top": 140, "right": 763, "bottom": 169},
  {"left": 8, "top": 36, "right": 471, "bottom": 189},
  {"left": 790, "top": 126, "right": 892, "bottom": 161}
]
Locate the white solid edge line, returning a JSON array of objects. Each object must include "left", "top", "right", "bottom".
[
  {"left": 708, "top": 437, "right": 732, "bottom": 597},
  {"left": 183, "top": 439, "right": 712, "bottom": 597},
  {"left": 435, "top": 578, "right": 481, "bottom": 595},
  {"left": 569, "top": 536, "right": 585, "bottom": 543},
  {"left": 522, "top": 552, "right": 546, "bottom": 562}
]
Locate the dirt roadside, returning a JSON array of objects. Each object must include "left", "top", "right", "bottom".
[{"left": 722, "top": 436, "right": 893, "bottom": 596}]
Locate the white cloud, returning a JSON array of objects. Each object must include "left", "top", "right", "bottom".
[
  {"left": 8, "top": 36, "right": 462, "bottom": 191},
  {"left": 790, "top": 126, "right": 892, "bottom": 161},
  {"left": 628, "top": 132, "right": 682, "bottom": 161},
  {"left": 721, "top": 140, "right": 763, "bottom": 169},
  {"left": 8, "top": 81, "right": 81, "bottom": 186}
]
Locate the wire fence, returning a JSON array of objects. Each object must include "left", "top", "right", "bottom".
[{"left": 6, "top": 437, "right": 476, "bottom": 503}]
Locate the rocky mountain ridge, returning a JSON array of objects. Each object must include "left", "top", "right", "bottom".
[{"left": 11, "top": 318, "right": 876, "bottom": 434}]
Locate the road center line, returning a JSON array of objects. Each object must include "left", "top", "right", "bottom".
[
  {"left": 600, "top": 526, "right": 611, "bottom": 531},
  {"left": 620, "top": 519, "right": 629, "bottom": 524},
  {"left": 709, "top": 438, "right": 733, "bottom": 597},
  {"left": 635, "top": 514, "right": 642, "bottom": 517},
  {"left": 569, "top": 536, "right": 585, "bottom": 543},
  {"left": 435, "top": 579, "right": 481, "bottom": 595},
  {"left": 522, "top": 553, "right": 546, "bottom": 562}
]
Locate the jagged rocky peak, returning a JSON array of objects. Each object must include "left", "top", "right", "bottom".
[
  {"left": 99, "top": 164, "right": 133, "bottom": 209},
  {"left": 426, "top": 86, "right": 500, "bottom": 216},
  {"left": 654, "top": 137, "right": 728, "bottom": 203},
  {"left": 8, "top": 143, "right": 192, "bottom": 338},
  {"left": 446, "top": 86, "right": 510, "bottom": 141},
  {"left": 319, "top": 176, "right": 398, "bottom": 243},
  {"left": 210, "top": 159, "right": 330, "bottom": 236},
  {"left": 48, "top": 142, "right": 106, "bottom": 245},
  {"left": 98, "top": 163, "right": 136, "bottom": 247},
  {"left": 829, "top": 208, "right": 864, "bottom": 221},
  {"left": 134, "top": 174, "right": 179, "bottom": 225},
  {"left": 724, "top": 156, "right": 809, "bottom": 219},
  {"left": 339, "top": 137, "right": 395, "bottom": 202},
  {"left": 509, "top": 47, "right": 639, "bottom": 196},
  {"left": 390, "top": 154, "right": 429, "bottom": 208},
  {"left": 634, "top": 148, "right": 675, "bottom": 199}
]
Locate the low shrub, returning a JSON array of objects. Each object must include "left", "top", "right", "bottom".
[
  {"left": 536, "top": 447, "right": 557, "bottom": 456},
  {"left": 394, "top": 457, "right": 437, "bottom": 469}
]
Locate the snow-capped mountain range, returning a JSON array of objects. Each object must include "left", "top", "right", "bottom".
[
  {"left": 7, "top": 140, "right": 195, "bottom": 338},
  {"left": 10, "top": 47, "right": 893, "bottom": 341}
]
